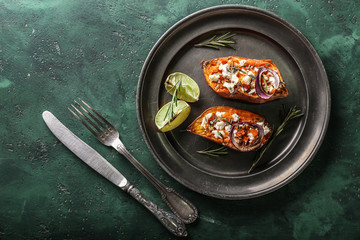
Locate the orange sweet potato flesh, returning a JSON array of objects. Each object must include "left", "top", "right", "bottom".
[
  {"left": 187, "top": 106, "right": 273, "bottom": 152},
  {"left": 202, "top": 56, "right": 289, "bottom": 103}
]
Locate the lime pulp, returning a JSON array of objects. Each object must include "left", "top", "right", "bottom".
[
  {"left": 164, "top": 72, "right": 200, "bottom": 103},
  {"left": 155, "top": 100, "right": 191, "bottom": 132}
]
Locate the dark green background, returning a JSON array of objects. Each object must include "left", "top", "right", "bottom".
[{"left": 1, "top": 0, "right": 359, "bottom": 239}]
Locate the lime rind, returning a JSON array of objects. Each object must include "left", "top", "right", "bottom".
[
  {"left": 165, "top": 72, "right": 200, "bottom": 103},
  {"left": 155, "top": 100, "right": 191, "bottom": 132}
]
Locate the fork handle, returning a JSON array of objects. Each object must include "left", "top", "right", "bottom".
[
  {"left": 114, "top": 140, "right": 198, "bottom": 224},
  {"left": 121, "top": 181, "right": 187, "bottom": 237}
]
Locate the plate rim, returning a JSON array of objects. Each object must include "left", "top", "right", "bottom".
[{"left": 136, "top": 4, "right": 331, "bottom": 199}]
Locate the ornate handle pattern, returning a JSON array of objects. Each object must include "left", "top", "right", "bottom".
[
  {"left": 122, "top": 182, "right": 187, "bottom": 237},
  {"left": 114, "top": 140, "right": 198, "bottom": 224},
  {"left": 161, "top": 187, "right": 198, "bottom": 224}
]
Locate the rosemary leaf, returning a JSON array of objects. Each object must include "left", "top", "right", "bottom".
[
  {"left": 248, "top": 106, "right": 304, "bottom": 173},
  {"left": 164, "top": 77, "right": 183, "bottom": 124},
  {"left": 218, "top": 32, "right": 236, "bottom": 40},
  {"left": 209, "top": 42, "right": 226, "bottom": 46},
  {"left": 218, "top": 40, "right": 236, "bottom": 44},
  {"left": 259, "top": 63, "right": 271, "bottom": 68},
  {"left": 194, "top": 32, "right": 236, "bottom": 50},
  {"left": 197, "top": 146, "right": 228, "bottom": 157},
  {"left": 205, "top": 44, "right": 220, "bottom": 50}
]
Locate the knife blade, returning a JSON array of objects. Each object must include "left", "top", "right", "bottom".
[
  {"left": 42, "top": 110, "right": 127, "bottom": 187},
  {"left": 42, "top": 111, "right": 187, "bottom": 237}
]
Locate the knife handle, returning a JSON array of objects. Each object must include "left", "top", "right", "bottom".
[{"left": 122, "top": 182, "right": 187, "bottom": 237}]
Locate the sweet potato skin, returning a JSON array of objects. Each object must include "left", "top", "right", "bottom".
[
  {"left": 187, "top": 106, "right": 272, "bottom": 151},
  {"left": 202, "top": 56, "right": 289, "bottom": 103}
]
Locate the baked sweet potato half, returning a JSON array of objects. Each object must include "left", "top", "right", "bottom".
[
  {"left": 202, "top": 56, "right": 289, "bottom": 103},
  {"left": 187, "top": 106, "right": 273, "bottom": 152}
]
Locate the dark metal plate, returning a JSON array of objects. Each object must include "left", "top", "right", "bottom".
[{"left": 136, "top": 5, "right": 330, "bottom": 199}]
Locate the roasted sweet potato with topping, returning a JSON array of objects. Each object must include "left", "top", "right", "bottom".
[
  {"left": 202, "top": 56, "right": 289, "bottom": 103},
  {"left": 187, "top": 106, "right": 272, "bottom": 152}
]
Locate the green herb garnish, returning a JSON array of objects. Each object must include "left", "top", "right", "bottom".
[
  {"left": 164, "top": 77, "right": 183, "bottom": 124},
  {"left": 248, "top": 106, "right": 304, "bottom": 173},
  {"left": 262, "top": 74, "right": 269, "bottom": 94},
  {"left": 194, "top": 32, "right": 236, "bottom": 50},
  {"left": 231, "top": 80, "right": 244, "bottom": 96},
  {"left": 197, "top": 146, "right": 228, "bottom": 157},
  {"left": 259, "top": 63, "right": 271, "bottom": 68},
  {"left": 229, "top": 63, "right": 241, "bottom": 73}
]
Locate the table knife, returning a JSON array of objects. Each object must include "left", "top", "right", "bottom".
[{"left": 42, "top": 111, "right": 187, "bottom": 237}]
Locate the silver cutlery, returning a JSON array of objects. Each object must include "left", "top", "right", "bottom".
[
  {"left": 69, "top": 98, "right": 198, "bottom": 224},
  {"left": 42, "top": 111, "right": 187, "bottom": 237}
]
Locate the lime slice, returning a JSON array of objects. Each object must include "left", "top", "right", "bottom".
[
  {"left": 155, "top": 100, "right": 191, "bottom": 132},
  {"left": 165, "top": 72, "right": 200, "bottom": 102}
]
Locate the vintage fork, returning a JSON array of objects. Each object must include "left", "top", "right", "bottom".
[{"left": 69, "top": 98, "right": 198, "bottom": 224}]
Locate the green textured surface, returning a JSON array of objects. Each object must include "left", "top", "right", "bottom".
[{"left": 0, "top": 0, "right": 359, "bottom": 239}]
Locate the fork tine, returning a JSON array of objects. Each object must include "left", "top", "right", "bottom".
[
  {"left": 71, "top": 103, "right": 103, "bottom": 132},
  {"left": 68, "top": 106, "right": 101, "bottom": 139},
  {"left": 74, "top": 100, "right": 108, "bottom": 131},
  {"left": 78, "top": 98, "right": 115, "bottom": 129}
]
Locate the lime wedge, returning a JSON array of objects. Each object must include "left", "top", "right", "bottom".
[
  {"left": 165, "top": 72, "right": 200, "bottom": 102},
  {"left": 155, "top": 100, "right": 191, "bottom": 132}
]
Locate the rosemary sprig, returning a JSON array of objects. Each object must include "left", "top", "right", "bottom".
[
  {"left": 248, "top": 106, "right": 304, "bottom": 173},
  {"left": 197, "top": 146, "right": 228, "bottom": 157},
  {"left": 194, "top": 32, "right": 236, "bottom": 50},
  {"left": 259, "top": 63, "right": 271, "bottom": 68},
  {"left": 164, "top": 77, "right": 183, "bottom": 124}
]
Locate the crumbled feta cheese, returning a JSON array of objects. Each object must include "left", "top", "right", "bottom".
[
  {"left": 239, "top": 59, "right": 247, "bottom": 67},
  {"left": 225, "top": 125, "right": 232, "bottom": 132},
  {"left": 215, "top": 121, "right": 226, "bottom": 130},
  {"left": 257, "top": 122, "right": 270, "bottom": 135},
  {"left": 248, "top": 132, "right": 255, "bottom": 142},
  {"left": 219, "top": 63, "right": 228, "bottom": 72},
  {"left": 219, "top": 63, "right": 229, "bottom": 72},
  {"left": 201, "top": 113, "right": 214, "bottom": 129},
  {"left": 223, "top": 81, "right": 235, "bottom": 93},
  {"left": 201, "top": 118, "right": 207, "bottom": 129},
  {"left": 248, "top": 88, "right": 256, "bottom": 95},
  {"left": 219, "top": 63, "right": 232, "bottom": 79},
  {"left": 209, "top": 73, "right": 221, "bottom": 82},
  {"left": 269, "top": 76, "right": 276, "bottom": 84},
  {"left": 263, "top": 125, "right": 270, "bottom": 135},
  {"left": 268, "top": 85, "right": 274, "bottom": 93},
  {"left": 232, "top": 113, "right": 240, "bottom": 122},
  {"left": 218, "top": 62, "right": 243, "bottom": 93},
  {"left": 212, "top": 130, "right": 224, "bottom": 139},
  {"left": 254, "top": 67, "right": 259, "bottom": 72},
  {"left": 216, "top": 112, "right": 225, "bottom": 118},
  {"left": 242, "top": 75, "right": 251, "bottom": 85},
  {"left": 248, "top": 71, "right": 255, "bottom": 77},
  {"left": 231, "top": 74, "right": 239, "bottom": 83},
  {"left": 205, "top": 113, "right": 213, "bottom": 120}
]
